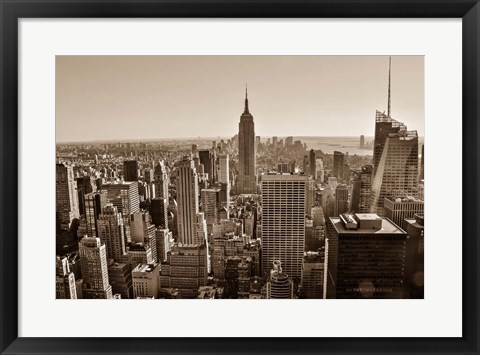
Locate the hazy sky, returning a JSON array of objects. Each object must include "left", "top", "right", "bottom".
[{"left": 56, "top": 56, "right": 424, "bottom": 142}]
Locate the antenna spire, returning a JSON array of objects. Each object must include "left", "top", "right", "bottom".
[
  {"left": 243, "top": 83, "right": 250, "bottom": 114},
  {"left": 387, "top": 56, "right": 392, "bottom": 117}
]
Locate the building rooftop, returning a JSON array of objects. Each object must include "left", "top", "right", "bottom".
[
  {"left": 330, "top": 215, "right": 406, "bottom": 235},
  {"left": 132, "top": 264, "right": 156, "bottom": 273},
  {"left": 385, "top": 195, "right": 424, "bottom": 203}
]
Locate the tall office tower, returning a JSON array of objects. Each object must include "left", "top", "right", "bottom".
[
  {"left": 373, "top": 111, "right": 406, "bottom": 175},
  {"left": 261, "top": 174, "right": 308, "bottom": 280},
  {"left": 78, "top": 237, "right": 113, "bottom": 299},
  {"left": 130, "top": 211, "right": 156, "bottom": 245},
  {"left": 360, "top": 135, "right": 365, "bottom": 149},
  {"left": 191, "top": 144, "right": 198, "bottom": 158},
  {"left": 237, "top": 87, "right": 257, "bottom": 194},
  {"left": 326, "top": 213, "right": 407, "bottom": 299},
  {"left": 384, "top": 195, "right": 424, "bottom": 230},
  {"left": 123, "top": 160, "right": 138, "bottom": 182},
  {"left": 218, "top": 154, "right": 230, "bottom": 184},
  {"left": 144, "top": 168, "right": 154, "bottom": 184},
  {"left": 198, "top": 150, "right": 213, "bottom": 182},
  {"left": 97, "top": 204, "right": 127, "bottom": 262},
  {"left": 309, "top": 149, "right": 317, "bottom": 180},
  {"left": 56, "top": 163, "right": 80, "bottom": 229},
  {"left": 301, "top": 250, "right": 327, "bottom": 299},
  {"left": 84, "top": 191, "right": 107, "bottom": 238},
  {"left": 175, "top": 157, "right": 200, "bottom": 244},
  {"left": 370, "top": 123, "right": 418, "bottom": 216},
  {"left": 102, "top": 182, "right": 140, "bottom": 224},
  {"left": 149, "top": 197, "right": 168, "bottom": 228},
  {"left": 201, "top": 188, "right": 221, "bottom": 231},
  {"left": 154, "top": 160, "right": 169, "bottom": 200},
  {"left": 155, "top": 228, "right": 173, "bottom": 263},
  {"left": 419, "top": 144, "right": 424, "bottom": 181},
  {"left": 266, "top": 261, "right": 294, "bottom": 299},
  {"left": 334, "top": 184, "right": 349, "bottom": 216},
  {"left": 159, "top": 244, "right": 208, "bottom": 299},
  {"left": 76, "top": 176, "right": 93, "bottom": 216},
  {"left": 404, "top": 214, "right": 424, "bottom": 299},
  {"left": 316, "top": 158, "right": 324, "bottom": 183},
  {"left": 350, "top": 165, "right": 373, "bottom": 213},
  {"left": 132, "top": 263, "right": 160, "bottom": 299},
  {"left": 107, "top": 261, "right": 133, "bottom": 299},
  {"left": 56, "top": 256, "right": 77, "bottom": 299},
  {"left": 333, "top": 151, "right": 344, "bottom": 180}
]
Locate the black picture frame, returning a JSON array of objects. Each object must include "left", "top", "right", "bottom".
[{"left": 1, "top": 1, "right": 478, "bottom": 354}]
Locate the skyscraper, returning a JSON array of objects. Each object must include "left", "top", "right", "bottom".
[
  {"left": 84, "top": 191, "right": 107, "bottom": 238},
  {"left": 334, "top": 184, "right": 349, "bottom": 216},
  {"left": 326, "top": 213, "right": 407, "bottom": 299},
  {"left": 261, "top": 174, "right": 308, "bottom": 280},
  {"left": 201, "top": 188, "right": 221, "bottom": 231},
  {"left": 237, "top": 87, "right": 257, "bottom": 194},
  {"left": 266, "top": 260, "right": 294, "bottom": 299},
  {"left": 333, "top": 151, "right": 344, "bottom": 180},
  {"left": 218, "top": 153, "right": 230, "bottom": 185},
  {"left": 56, "top": 163, "right": 80, "bottom": 229},
  {"left": 350, "top": 165, "right": 373, "bottom": 213},
  {"left": 96, "top": 204, "right": 127, "bottom": 262},
  {"left": 309, "top": 149, "right": 317, "bottom": 180},
  {"left": 198, "top": 149, "right": 214, "bottom": 183},
  {"left": 149, "top": 197, "right": 168, "bottom": 229},
  {"left": 370, "top": 120, "right": 419, "bottom": 216},
  {"left": 154, "top": 160, "right": 169, "bottom": 200},
  {"left": 102, "top": 181, "right": 140, "bottom": 223},
  {"left": 123, "top": 160, "right": 138, "bottom": 182},
  {"left": 130, "top": 212, "right": 156, "bottom": 246},
  {"left": 175, "top": 157, "right": 200, "bottom": 245},
  {"left": 78, "top": 237, "right": 113, "bottom": 299}
]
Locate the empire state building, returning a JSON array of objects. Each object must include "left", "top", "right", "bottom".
[{"left": 236, "top": 87, "right": 257, "bottom": 194}]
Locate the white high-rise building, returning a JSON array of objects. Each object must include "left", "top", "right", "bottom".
[{"left": 261, "top": 174, "right": 308, "bottom": 280}]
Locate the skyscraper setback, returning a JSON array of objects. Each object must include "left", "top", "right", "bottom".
[{"left": 236, "top": 88, "right": 257, "bottom": 194}]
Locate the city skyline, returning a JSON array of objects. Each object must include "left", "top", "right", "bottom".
[
  {"left": 56, "top": 56, "right": 424, "bottom": 142},
  {"left": 56, "top": 56, "right": 424, "bottom": 300}
]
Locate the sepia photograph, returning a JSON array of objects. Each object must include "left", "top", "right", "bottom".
[{"left": 55, "top": 55, "right": 424, "bottom": 300}]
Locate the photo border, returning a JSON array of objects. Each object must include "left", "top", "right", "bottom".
[{"left": 1, "top": 1, "right": 479, "bottom": 354}]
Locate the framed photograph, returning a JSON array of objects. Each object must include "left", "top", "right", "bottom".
[{"left": 1, "top": 0, "right": 479, "bottom": 354}]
